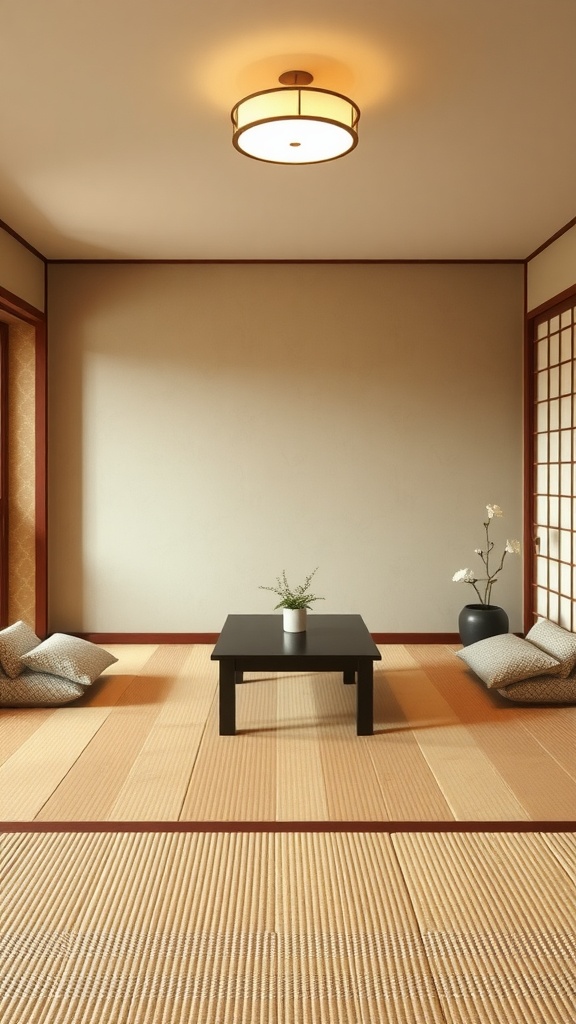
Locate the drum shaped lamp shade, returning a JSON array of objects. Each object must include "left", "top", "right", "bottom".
[{"left": 231, "top": 76, "right": 360, "bottom": 165}]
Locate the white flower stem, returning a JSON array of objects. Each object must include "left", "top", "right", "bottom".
[{"left": 454, "top": 505, "right": 518, "bottom": 607}]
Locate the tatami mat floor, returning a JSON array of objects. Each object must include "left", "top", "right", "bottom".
[
  {"left": 1, "top": 830, "right": 575, "bottom": 1023},
  {"left": 2, "top": 645, "right": 575, "bottom": 1021},
  {"left": 1, "top": 643, "right": 575, "bottom": 822}
]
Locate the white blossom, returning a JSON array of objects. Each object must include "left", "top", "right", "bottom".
[
  {"left": 505, "top": 539, "right": 521, "bottom": 554},
  {"left": 486, "top": 504, "right": 503, "bottom": 519},
  {"left": 452, "top": 568, "right": 476, "bottom": 583},
  {"left": 452, "top": 504, "right": 519, "bottom": 604}
]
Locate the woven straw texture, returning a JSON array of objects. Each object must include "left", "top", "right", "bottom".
[
  {"left": 2, "top": 643, "right": 576, "bottom": 822},
  {"left": 392, "top": 832, "right": 576, "bottom": 1023},
  {"left": 1, "top": 831, "right": 574, "bottom": 1024}
]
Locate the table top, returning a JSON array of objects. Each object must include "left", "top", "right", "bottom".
[{"left": 211, "top": 614, "right": 382, "bottom": 660}]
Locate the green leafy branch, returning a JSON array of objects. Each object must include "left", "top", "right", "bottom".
[{"left": 259, "top": 567, "right": 325, "bottom": 610}]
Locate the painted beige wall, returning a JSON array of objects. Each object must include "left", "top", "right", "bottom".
[
  {"left": 527, "top": 223, "right": 576, "bottom": 311},
  {"left": 47, "top": 262, "right": 524, "bottom": 633},
  {"left": 0, "top": 226, "right": 45, "bottom": 311}
]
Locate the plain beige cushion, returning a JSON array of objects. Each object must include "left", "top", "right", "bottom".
[
  {"left": 456, "top": 633, "right": 561, "bottom": 688},
  {"left": 525, "top": 618, "right": 576, "bottom": 678},
  {"left": 22, "top": 633, "right": 117, "bottom": 686}
]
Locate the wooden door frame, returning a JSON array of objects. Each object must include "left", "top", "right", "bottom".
[
  {"left": 0, "top": 323, "right": 8, "bottom": 627},
  {"left": 524, "top": 282, "right": 576, "bottom": 635},
  {"left": 0, "top": 284, "right": 47, "bottom": 637}
]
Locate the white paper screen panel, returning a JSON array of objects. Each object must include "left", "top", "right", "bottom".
[{"left": 532, "top": 300, "right": 576, "bottom": 629}]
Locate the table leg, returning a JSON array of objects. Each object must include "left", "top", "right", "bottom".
[
  {"left": 343, "top": 669, "right": 356, "bottom": 684},
  {"left": 356, "top": 659, "right": 373, "bottom": 735},
  {"left": 219, "top": 660, "right": 236, "bottom": 735}
]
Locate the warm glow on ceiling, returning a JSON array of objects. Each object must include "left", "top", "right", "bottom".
[{"left": 193, "top": 26, "right": 396, "bottom": 112}]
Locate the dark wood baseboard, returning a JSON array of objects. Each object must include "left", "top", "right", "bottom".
[
  {"left": 371, "top": 633, "right": 460, "bottom": 643},
  {"left": 75, "top": 632, "right": 461, "bottom": 645},
  {"left": 76, "top": 633, "right": 220, "bottom": 644}
]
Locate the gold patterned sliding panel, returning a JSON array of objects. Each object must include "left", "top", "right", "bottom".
[{"left": 531, "top": 298, "right": 576, "bottom": 629}]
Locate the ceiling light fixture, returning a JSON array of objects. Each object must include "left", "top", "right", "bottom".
[{"left": 231, "top": 70, "right": 360, "bottom": 165}]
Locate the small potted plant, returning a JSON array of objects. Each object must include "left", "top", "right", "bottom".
[{"left": 259, "top": 567, "right": 324, "bottom": 632}]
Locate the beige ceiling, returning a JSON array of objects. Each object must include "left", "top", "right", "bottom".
[{"left": 2, "top": 0, "right": 575, "bottom": 260}]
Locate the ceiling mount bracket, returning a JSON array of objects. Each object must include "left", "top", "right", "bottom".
[{"left": 278, "top": 70, "right": 314, "bottom": 86}]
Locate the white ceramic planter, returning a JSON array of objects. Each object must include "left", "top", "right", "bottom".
[{"left": 283, "top": 608, "right": 307, "bottom": 633}]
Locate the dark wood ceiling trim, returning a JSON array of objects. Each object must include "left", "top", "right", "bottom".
[
  {"left": 526, "top": 214, "right": 576, "bottom": 263},
  {"left": 526, "top": 281, "right": 576, "bottom": 320},
  {"left": 48, "top": 257, "right": 525, "bottom": 265},
  {"left": 0, "top": 285, "right": 44, "bottom": 325},
  {"left": 0, "top": 210, "right": 571, "bottom": 267},
  {"left": 0, "top": 218, "right": 46, "bottom": 262}
]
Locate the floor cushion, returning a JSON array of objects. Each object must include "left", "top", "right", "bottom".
[
  {"left": 0, "top": 620, "right": 41, "bottom": 678},
  {"left": 497, "top": 673, "right": 576, "bottom": 703},
  {"left": 0, "top": 671, "right": 85, "bottom": 707},
  {"left": 456, "top": 633, "right": 561, "bottom": 688},
  {"left": 524, "top": 618, "right": 576, "bottom": 678},
  {"left": 22, "top": 633, "right": 117, "bottom": 686}
]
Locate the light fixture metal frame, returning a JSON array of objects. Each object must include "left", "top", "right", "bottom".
[{"left": 231, "top": 83, "right": 360, "bottom": 165}]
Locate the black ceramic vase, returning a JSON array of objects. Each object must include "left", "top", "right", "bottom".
[{"left": 458, "top": 604, "right": 509, "bottom": 647}]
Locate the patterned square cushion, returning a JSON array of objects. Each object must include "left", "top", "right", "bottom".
[
  {"left": 22, "top": 634, "right": 117, "bottom": 686},
  {"left": 0, "top": 620, "right": 41, "bottom": 678},
  {"left": 456, "top": 633, "right": 561, "bottom": 689},
  {"left": 0, "top": 670, "right": 85, "bottom": 707},
  {"left": 497, "top": 673, "right": 576, "bottom": 704},
  {"left": 525, "top": 618, "right": 576, "bottom": 678}
]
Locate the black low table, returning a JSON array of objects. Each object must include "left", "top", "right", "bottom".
[{"left": 211, "top": 614, "right": 381, "bottom": 736}]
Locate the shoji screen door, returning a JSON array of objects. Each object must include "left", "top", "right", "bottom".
[{"left": 528, "top": 294, "right": 576, "bottom": 631}]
